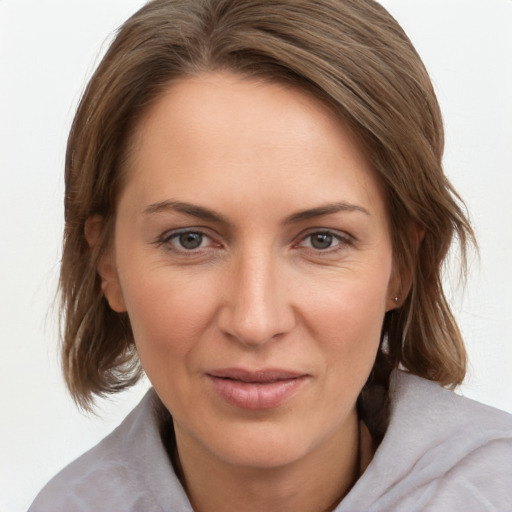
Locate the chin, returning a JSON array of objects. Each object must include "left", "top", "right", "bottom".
[{"left": 209, "top": 423, "right": 313, "bottom": 469}]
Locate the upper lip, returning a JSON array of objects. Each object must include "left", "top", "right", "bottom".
[{"left": 206, "top": 368, "right": 307, "bottom": 383}]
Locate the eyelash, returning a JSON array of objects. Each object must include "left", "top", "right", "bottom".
[{"left": 155, "top": 228, "right": 353, "bottom": 255}]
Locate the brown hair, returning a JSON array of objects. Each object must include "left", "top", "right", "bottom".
[{"left": 60, "top": 0, "right": 475, "bottom": 419}]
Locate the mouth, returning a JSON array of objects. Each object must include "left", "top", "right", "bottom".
[{"left": 205, "top": 368, "right": 309, "bottom": 410}]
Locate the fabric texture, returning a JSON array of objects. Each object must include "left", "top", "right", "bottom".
[{"left": 29, "top": 371, "right": 512, "bottom": 512}]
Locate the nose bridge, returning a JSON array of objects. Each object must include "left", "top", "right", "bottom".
[{"left": 219, "top": 244, "right": 294, "bottom": 345}]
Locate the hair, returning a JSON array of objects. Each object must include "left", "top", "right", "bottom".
[{"left": 60, "top": 0, "right": 475, "bottom": 429}]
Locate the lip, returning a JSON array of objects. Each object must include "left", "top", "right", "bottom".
[{"left": 206, "top": 368, "right": 309, "bottom": 410}]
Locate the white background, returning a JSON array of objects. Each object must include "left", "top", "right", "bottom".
[{"left": 1, "top": 1, "right": 511, "bottom": 510}]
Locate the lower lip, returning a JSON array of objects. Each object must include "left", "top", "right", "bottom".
[{"left": 207, "top": 375, "right": 308, "bottom": 410}]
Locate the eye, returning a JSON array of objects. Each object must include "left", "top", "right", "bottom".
[
  {"left": 175, "top": 231, "right": 205, "bottom": 250},
  {"left": 307, "top": 232, "right": 337, "bottom": 250},
  {"left": 160, "top": 229, "right": 216, "bottom": 252},
  {"left": 297, "top": 230, "right": 350, "bottom": 251}
]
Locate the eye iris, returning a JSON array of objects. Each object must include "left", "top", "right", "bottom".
[
  {"left": 311, "top": 233, "right": 333, "bottom": 249},
  {"left": 179, "top": 232, "right": 203, "bottom": 249}
]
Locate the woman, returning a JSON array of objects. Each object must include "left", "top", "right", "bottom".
[{"left": 29, "top": 0, "right": 512, "bottom": 510}]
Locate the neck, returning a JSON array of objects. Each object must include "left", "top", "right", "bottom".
[{"left": 171, "top": 413, "right": 361, "bottom": 512}]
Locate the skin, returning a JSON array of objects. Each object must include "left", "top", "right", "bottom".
[{"left": 94, "top": 72, "right": 401, "bottom": 512}]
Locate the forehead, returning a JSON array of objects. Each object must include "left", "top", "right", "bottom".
[{"left": 120, "top": 72, "right": 387, "bottom": 220}]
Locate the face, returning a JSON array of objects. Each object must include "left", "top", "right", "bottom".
[{"left": 100, "top": 72, "right": 399, "bottom": 471}]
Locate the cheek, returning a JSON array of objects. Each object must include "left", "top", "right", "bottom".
[
  {"left": 120, "top": 269, "right": 220, "bottom": 359},
  {"left": 302, "top": 266, "right": 390, "bottom": 342},
  {"left": 298, "top": 264, "right": 390, "bottom": 380}
]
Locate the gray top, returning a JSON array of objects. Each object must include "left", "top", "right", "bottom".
[{"left": 29, "top": 371, "right": 512, "bottom": 511}]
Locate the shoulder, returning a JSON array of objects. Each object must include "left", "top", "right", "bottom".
[
  {"left": 28, "top": 390, "right": 192, "bottom": 512},
  {"left": 341, "top": 371, "right": 512, "bottom": 512},
  {"left": 390, "top": 370, "right": 512, "bottom": 435}
]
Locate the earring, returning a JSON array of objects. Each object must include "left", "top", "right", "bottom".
[{"left": 393, "top": 296, "right": 399, "bottom": 304}]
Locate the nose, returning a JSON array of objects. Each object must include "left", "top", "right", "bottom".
[{"left": 217, "top": 251, "right": 296, "bottom": 347}]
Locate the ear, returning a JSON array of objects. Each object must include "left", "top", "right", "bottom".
[
  {"left": 386, "top": 264, "right": 404, "bottom": 312},
  {"left": 386, "top": 226, "right": 424, "bottom": 311},
  {"left": 84, "top": 216, "right": 127, "bottom": 313}
]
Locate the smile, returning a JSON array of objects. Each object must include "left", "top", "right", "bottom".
[{"left": 206, "top": 369, "right": 309, "bottom": 410}]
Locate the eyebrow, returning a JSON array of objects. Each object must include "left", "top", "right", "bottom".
[
  {"left": 284, "top": 202, "right": 370, "bottom": 224},
  {"left": 143, "top": 199, "right": 370, "bottom": 225},
  {"left": 143, "top": 200, "right": 232, "bottom": 226}
]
